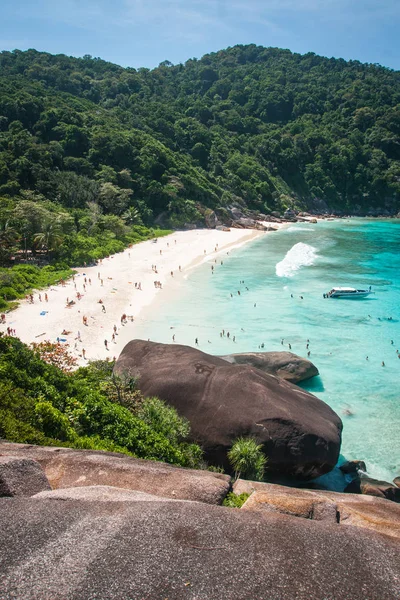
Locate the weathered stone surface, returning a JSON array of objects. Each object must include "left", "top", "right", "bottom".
[
  {"left": 235, "top": 479, "right": 400, "bottom": 539},
  {"left": 345, "top": 474, "right": 400, "bottom": 503},
  {"left": 1, "top": 497, "right": 399, "bottom": 600},
  {"left": 0, "top": 456, "right": 51, "bottom": 497},
  {"left": 339, "top": 459, "right": 367, "bottom": 474},
  {"left": 34, "top": 485, "right": 182, "bottom": 503},
  {"left": 219, "top": 351, "right": 319, "bottom": 383},
  {"left": 0, "top": 442, "right": 230, "bottom": 505},
  {"left": 115, "top": 340, "right": 342, "bottom": 479}
]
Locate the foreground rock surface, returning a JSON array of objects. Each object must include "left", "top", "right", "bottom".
[
  {"left": 34, "top": 485, "right": 181, "bottom": 503},
  {"left": 115, "top": 340, "right": 342, "bottom": 478},
  {"left": 0, "top": 443, "right": 230, "bottom": 505},
  {"left": 0, "top": 456, "right": 51, "bottom": 497},
  {"left": 0, "top": 497, "right": 399, "bottom": 600},
  {"left": 219, "top": 351, "right": 319, "bottom": 383},
  {"left": 234, "top": 479, "right": 400, "bottom": 539}
]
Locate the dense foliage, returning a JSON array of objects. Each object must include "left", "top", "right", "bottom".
[
  {"left": 0, "top": 334, "right": 203, "bottom": 468},
  {"left": 0, "top": 46, "right": 398, "bottom": 244}
]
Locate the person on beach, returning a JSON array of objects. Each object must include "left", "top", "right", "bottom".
[
  {"left": 112, "top": 333, "right": 116, "bottom": 343},
  {"left": 195, "top": 338, "right": 198, "bottom": 345},
  {"left": 307, "top": 351, "right": 311, "bottom": 357},
  {"left": 104, "top": 340, "right": 108, "bottom": 350},
  {"left": 288, "top": 343, "right": 292, "bottom": 350},
  {"left": 233, "top": 336, "right": 236, "bottom": 342},
  {"left": 38, "top": 294, "right": 42, "bottom": 302},
  {"left": 102, "top": 305, "right": 106, "bottom": 313},
  {"left": 77, "top": 331, "right": 81, "bottom": 341},
  {"left": 171, "top": 271, "right": 173, "bottom": 277},
  {"left": 113, "top": 325, "right": 117, "bottom": 334},
  {"left": 82, "top": 348, "right": 86, "bottom": 360},
  {"left": 179, "top": 265, "right": 181, "bottom": 271},
  {"left": 172, "top": 334, "right": 175, "bottom": 342}
]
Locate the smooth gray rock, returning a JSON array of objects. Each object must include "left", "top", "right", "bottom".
[
  {"left": 219, "top": 351, "right": 319, "bottom": 383},
  {"left": 0, "top": 442, "right": 230, "bottom": 505},
  {"left": 115, "top": 340, "right": 342, "bottom": 479},
  {"left": 0, "top": 497, "right": 399, "bottom": 600},
  {"left": 33, "top": 485, "right": 183, "bottom": 503},
  {"left": 0, "top": 456, "right": 51, "bottom": 497}
]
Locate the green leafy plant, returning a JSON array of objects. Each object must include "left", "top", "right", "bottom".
[
  {"left": 228, "top": 436, "right": 267, "bottom": 481},
  {"left": 222, "top": 492, "right": 251, "bottom": 508}
]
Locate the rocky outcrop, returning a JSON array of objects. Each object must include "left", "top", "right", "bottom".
[
  {"left": 0, "top": 456, "right": 51, "bottom": 497},
  {"left": 1, "top": 495, "right": 399, "bottom": 600},
  {"left": 339, "top": 459, "right": 367, "bottom": 474},
  {"left": 0, "top": 442, "right": 230, "bottom": 505},
  {"left": 345, "top": 474, "right": 400, "bottom": 503},
  {"left": 235, "top": 479, "right": 400, "bottom": 540},
  {"left": 115, "top": 340, "right": 342, "bottom": 479},
  {"left": 219, "top": 351, "right": 318, "bottom": 383},
  {"left": 394, "top": 476, "right": 400, "bottom": 488}
]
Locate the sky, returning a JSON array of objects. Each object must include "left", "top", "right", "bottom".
[{"left": 0, "top": 0, "right": 399, "bottom": 70}]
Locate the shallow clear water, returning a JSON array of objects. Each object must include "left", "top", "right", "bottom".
[{"left": 133, "top": 219, "right": 400, "bottom": 483}]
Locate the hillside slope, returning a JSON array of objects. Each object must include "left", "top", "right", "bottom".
[{"left": 0, "top": 45, "right": 399, "bottom": 263}]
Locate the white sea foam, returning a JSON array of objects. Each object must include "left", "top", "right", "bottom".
[
  {"left": 287, "top": 226, "right": 315, "bottom": 232},
  {"left": 275, "top": 242, "right": 318, "bottom": 277}
]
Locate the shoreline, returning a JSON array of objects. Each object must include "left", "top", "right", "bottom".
[{"left": 0, "top": 225, "right": 286, "bottom": 366}]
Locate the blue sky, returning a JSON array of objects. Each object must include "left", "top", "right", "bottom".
[{"left": 1, "top": 0, "right": 399, "bottom": 70}]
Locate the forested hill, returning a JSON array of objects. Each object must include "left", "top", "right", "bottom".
[{"left": 1, "top": 45, "right": 400, "bottom": 237}]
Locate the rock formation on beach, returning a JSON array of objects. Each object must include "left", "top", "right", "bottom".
[
  {"left": 219, "top": 350, "right": 319, "bottom": 383},
  {"left": 0, "top": 442, "right": 399, "bottom": 600},
  {"left": 115, "top": 340, "right": 342, "bottom": 479}
]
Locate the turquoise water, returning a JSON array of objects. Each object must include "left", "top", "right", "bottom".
[{"left": 133, "top": 219, "right": 400, "bottom": 483}]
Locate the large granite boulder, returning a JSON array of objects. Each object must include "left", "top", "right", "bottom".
[
  {"left": 0, "top": 496, "right": 399, "bottom": 599},
  {"left": 235, "top": 479, "right": 400, "bottom": 540},
  {"left": 0, "top": 456, "right": 51, "bottom": 497},
  {"left": 219, "top": 351, "right": 319, "bottom": 383},
  {"left": 115, "top": 340, "right": 342, "bottom": 479},
  {"left": 0, "top": 443, "right": 230, "bottom": 505}
]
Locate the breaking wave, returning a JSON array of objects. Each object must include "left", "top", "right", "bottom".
[
  {"left": 276, "top": 243, "right": 318, "bottom": 277},
  {"left": 287, "top": 226, "right": 315, "bottom": 232}
]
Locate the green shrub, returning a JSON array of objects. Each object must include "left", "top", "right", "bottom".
[
  {"left": 34, "top": 401, "right": 76, "bottom": 441},
  {"left": 136, "top": 396, "right": 190, "bottom": 444},
  {"left": 222, "top": 492, "right": 250, "bottom": 508}
]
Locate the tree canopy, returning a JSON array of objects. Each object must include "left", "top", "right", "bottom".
[{"left": 0, "top": 44, "right": 399, "bottom": 267}]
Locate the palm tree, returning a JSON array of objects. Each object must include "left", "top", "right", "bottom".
[
  {"left": 121, "top": 206, "right": 140, "bottom": 225},
  {"left": 34, "top": 218, "right": 64, "bottom": 257},
  {"left": 228, "top": 437, "right": 267, "bottom": 481}
]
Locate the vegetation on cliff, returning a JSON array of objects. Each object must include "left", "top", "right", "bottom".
[{"left": 0, "top": 334, "right": 203, "bottom": 468}]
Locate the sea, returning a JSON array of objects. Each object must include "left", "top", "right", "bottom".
[{"left": 132, "top": 219, "right": 400, "bottom": 485}]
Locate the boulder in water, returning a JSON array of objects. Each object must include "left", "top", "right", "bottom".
[
  {"left": 115, "top": 340, "right": 342, "bottom": 479},
  {"left": 219, "top": 351, "right": 318, "bottom": 383},
  {"left": 345, "top": 474, "right": 400, "bottom": 503}
]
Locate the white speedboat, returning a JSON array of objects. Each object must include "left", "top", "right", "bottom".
[{"left": 324, "top": 287, "right": 373, "bottom": 298}]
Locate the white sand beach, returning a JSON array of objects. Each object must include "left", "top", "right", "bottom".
[{"left": 1, "top": 226, "right": 285, "bottom": 366}]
